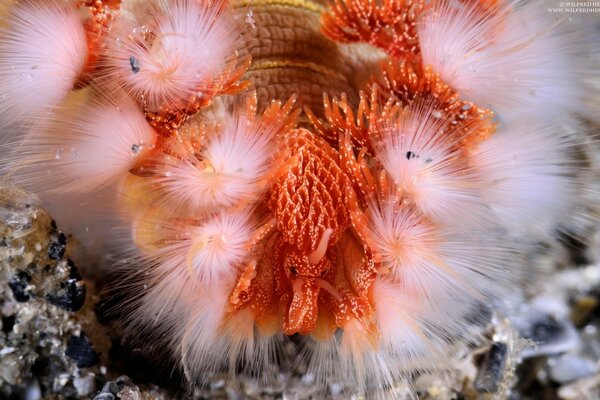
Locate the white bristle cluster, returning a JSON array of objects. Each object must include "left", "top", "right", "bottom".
[
  {"left": 5, "top": 89, "right": 157, "bottom": 194},
  {"left": 104, "top": 0, "right": 242, "bottom": 111},
  {"left": 136, "top": 208, "right": 258, "bottom": 284},
  {"left": 370, "top": 98, "right": 487, "bottom": 225},
  {"left": 0, "top": 0, "right": 87, "bottom": 130},
  {"left": 360, "top": 198, "right": 497, "bottom": 298},
  {"left": 181, "top": 306, "right": 284, "bottom": 383},
  {"left": 372, "top": 278, "right": 447, "bottom": 370},
  {"left": 186, "top": 209, "right": 257, "bottom": 283},
  {"left": 418, "top": 0, "right": 581, "bottom": 120},
  {"left": 153, "top": 113, "right": 280, "bottom": 213},
  {"left": 473, "top": 118, "right": 579, "bottom": 235}
]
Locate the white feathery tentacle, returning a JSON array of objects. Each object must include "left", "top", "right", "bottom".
[
  {"left": 419, "top": 0, "right": 582, "bottom": 121},
  {"left": 0, "top": 0, "right": 87, "bottom": 131},
  {"left": 4, "top": 88, "right": 157, "bottom": 194},
  {"left": 103, "top": 0, "right": 245, "bottom": 111},
  {"left": 472, "top": 118, "right": 580, "bottom": 236},
  {"left": 370, "top": 97, "right": 489, "bottom": 226},
  {"left": 151, "top": 106, "right": 287, "bottom": 214}
]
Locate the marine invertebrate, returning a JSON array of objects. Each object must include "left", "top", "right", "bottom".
[
  {"left": 101, "top": 0, "right": 250, "bottom": 114},
  {"left": 7, "top": 88, "right": 157, "bottom": 194},
  {"left": 417, "top": 0, "right": 581, "bottom": 118},
  {"left": 0, "top": 0, "right": 593, "bottom": 397},
  {"left": 0, "top": 0, "right": 88, "bottom": 130}
]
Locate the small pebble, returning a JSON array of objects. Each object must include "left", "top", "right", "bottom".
[
  {"left": 94, "top": 381, "right": 119, "bottom": 400},
  {"left": 0, "top": 347, "right": 15, "bottom": 356},
  {"left": 24, "top": 379, "right": 41, "bottom": 400},
  {"left": 549, "top": 355, "right": 599, "bottom": 383},
  {"left": 45, "top": 260, "right": 86, "bottom": 311},
  {"left": 8, "top": 270, "right": 31, "bottom": 302},
  {"left": 47, "top": 232, "right": 66, "bottom": 260},
  {"left": 475, "top": 342, "right": 508, "bottom": 393},
  {"left": 73, "top": 374, "right": 96, "bottom": 396},
  {"left": 519, "top": 313, "right": 579, "bottom": 358},
  {"left": 65, "top": 333, "right": 99, "bottom": 368}
]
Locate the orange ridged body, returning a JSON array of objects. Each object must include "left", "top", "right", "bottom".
[
  {"left": 226, "top": 128, "right": 378, "bottom": 337},
  {"left": 269, "top": 128, "right": 349, "bottom": 254},
  {"left": 268, "top": 128, "right": 350, "bottom": 334}
]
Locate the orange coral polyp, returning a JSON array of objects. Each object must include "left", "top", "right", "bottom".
[{"left": 322, "top": 0, "right": 425, "bottom": 59}]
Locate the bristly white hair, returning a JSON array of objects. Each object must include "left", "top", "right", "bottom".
[
  {"left": 132, "top": 207, "right": 262, "bottom": 285},
  {"left": 3, "top": 87, "right": 157, "bottom": 194},
  {"left": 119, "top": 215, "right": 289, "bottom": 387},
  {"left": 370, "top": 97, "right": 490, "bottom": 227},
  {"left": 150, "top": 105, "right": 291, "bottom": 215},
  {"left": 472, "top": 118, "right": 581, "bottom": 237},
  {"left": 418, "top": 0, "right": 583, "bottom": 121},
  {"left": 359, "top": 196, "right": 510, "bottom": 297},
  {"left": 102, "top": 0, "right": 246, "bottom": 112},
  {"left": 0, "top": 0, "right": 87, "bottom": 131}
]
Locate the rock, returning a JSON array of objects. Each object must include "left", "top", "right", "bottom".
[
  {"left": 8, "top": 270, "right": 31, "bottom": 302},
  {"left": 549, "top": 355, "right": 598, "bottom": 383},
  {"left": 23, "top": 379, "right": 41, "bottom": 400},
  {"left": 73, "top": 373, "right": 96, "bottom": 396},
  {"left": 475, "top": 342, "right": 509, "bottom": 393},
  {"left": 94, "top": 382, "right": 117, "bottom": 400},
  {"left": 47, "top": 232, "right": 67, "bottom": 261},
  {"left": 515, "top": 298, "right": 580, "bottom": 358},
  {"left": 93, "top": 376, "right": 158, "bottom": 400},
  {"left": 0, "top": 184, "right": 109, "bottom": 398},
  {"left": 65, "top": 333, "right": 100, "bottom": 368},
  {"left": 45, "top": 259, "right": 86, "bottom": 312}
]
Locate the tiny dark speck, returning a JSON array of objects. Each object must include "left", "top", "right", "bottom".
[
  {"left": 65, "top": 333, "right": 99, "bottom": 368},
  {"left": 2, "top": 315, "right": 16, "bottom": 333},
  {"left": 406, "top": 151, "right": 417, "bottom": 160},
  {"left": 48, "top": 233, "right": 67, "bottom": 260},
  {"left": 129, "top": 56, "right": 140, "bottom": 74},
  {"left": 9, "top": 270, "right": 32, "bottom": 302}
]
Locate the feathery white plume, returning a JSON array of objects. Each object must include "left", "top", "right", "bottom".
[
  {"left": 103, "top": 0, "right": 245, "bottom": 111},
  {"left": 419, "top": 0, "right": 582, "bottom": 120},
  {"left": 5, "top": 88, "right": 157, "bottom": 194},
  {"left": 0, "top": 0, "right": 87, "bottom": 129}
]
